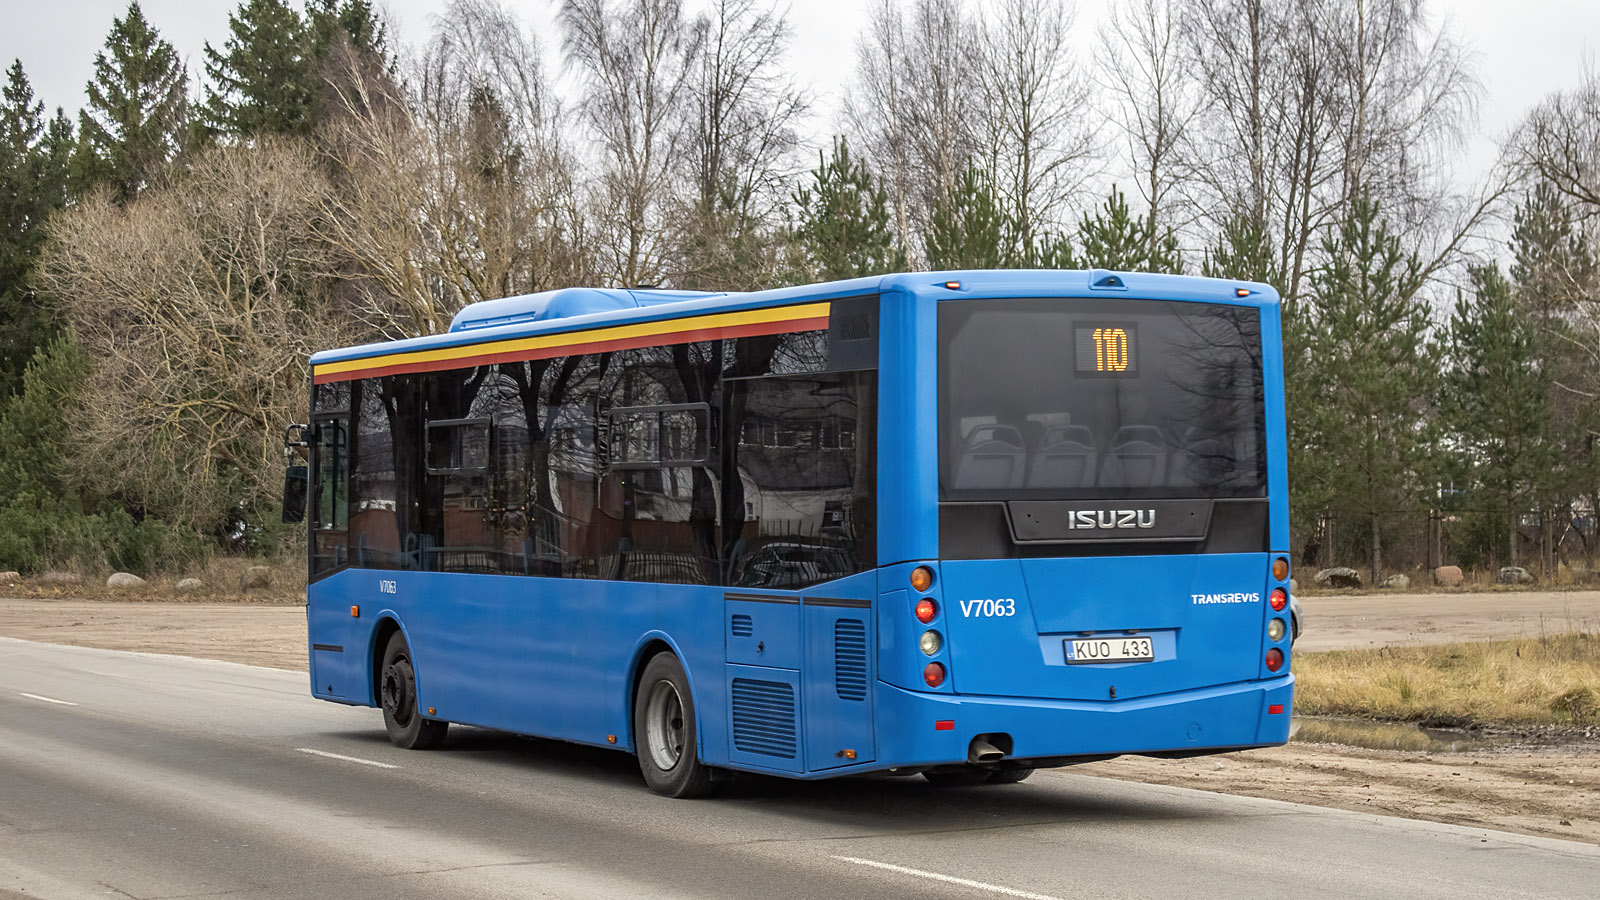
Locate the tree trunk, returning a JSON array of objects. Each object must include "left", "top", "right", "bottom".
[{"left": 1368, "top": 512, "right": 1381, "bottom": 586}]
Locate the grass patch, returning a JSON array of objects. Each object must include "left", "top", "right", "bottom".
[{"left": 1295, "top": 633, "right": 1600, "bottom": 725}]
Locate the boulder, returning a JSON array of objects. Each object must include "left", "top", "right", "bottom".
[
  {"left": 40, "top": 572, "right": 81, "bottom": 586},
  {"left": 106, "top": 572, "right": 145, "bottom": 589},
  {"left": 1382, "top": 573, "right": 1411, "bottom": 590},
  {"left": 176, "top": 577, "right": 205, "bottom": 593},
  {"left": 1433, "top": 565, "right": 1464, "bottom": 587},
  {"left": 1497, "top": 566, "right": 1534, "bottom": 585},
  {"left": 0, "top": 571, "right": 19, "bottom": 584},
  {"left": 240, "top": 566, "right": 273, "bottom": 590},
  {"left": 1288, "top": 577, "right": 1299, "bottom": 594},
  {"left": 1314, "top": 567, "right": 1362, "bottom": 589}
]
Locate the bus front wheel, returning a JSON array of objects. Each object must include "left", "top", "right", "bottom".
[
  {"left": 633, "top": 653, "right": 714, "bottom": 798},
  {"left": 379, "top": 631, "right": 448, "bottom": 750}
]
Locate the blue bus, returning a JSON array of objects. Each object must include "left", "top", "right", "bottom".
[{"left": 287, "top": 269, "right": 1294, "bottom": 796}]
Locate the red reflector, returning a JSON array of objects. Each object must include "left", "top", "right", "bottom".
[
  {"left": 935, "top": 720, "right": 955, "bottom": 731},
  {"left": 1265, "top": 648, "right": 1284, "bottom": 672},
  {"left": 1268, "top": 704, "right": 1284, "bottom": 715}
]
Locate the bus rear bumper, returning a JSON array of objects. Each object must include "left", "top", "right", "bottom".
[{"left": 872, "top": 674, "right": 1295, "bottom": 769}]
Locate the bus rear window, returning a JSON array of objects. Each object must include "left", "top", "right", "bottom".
[{"left": 939, "top": 298, "right": 1265, "bottom": 500}]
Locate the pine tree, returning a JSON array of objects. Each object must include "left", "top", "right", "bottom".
[
  {"left": 201, "top": 0, "right": 317, "bottom": 138},
  {"left": 305, "top": 0, "right": 387, "bottom": 58},
  {"left": 1074, "top": 186, "right": 1181, "bottom": 274},
  {"left": 925, "top": 167, "right": 1007, "bottom": 270},
  {"left": 1201, "top": 214, "right": 1281, "bottom": 286},
  {"left": 792, "top": 137, "right": 896, "bottom": 281},
  {"left": 1442, "top": 264, "right": 1555, "bottom": 568},
  {"left": 1507, "top": 184, "right": 1600, "bottom": 572},
  {"left": 0, "top": 61, "right": 74, "bottom": 397},
  {"left": 201, "top": 0, "right": 390, "bottom": 141},
  {"left": 1298, "top": 194, "right": 1434, "bottom": 583},
  {"left": 75, "top": 2, "right": 189, "bottom": 201}
]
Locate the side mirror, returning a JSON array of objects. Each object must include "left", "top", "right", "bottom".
[{"left": 282, "top": 465, "right": 308, "bottom": 523}]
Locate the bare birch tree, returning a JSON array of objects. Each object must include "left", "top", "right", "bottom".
[
  {"left": 845, "top": 0, "right": 983, "bottom": 266},
  {"left": 673, "top": 0, "right": 807, "bottom": 289},
  {"left": 974, "top": 0, "right": 1098, "bottom": 261},
  {"left": 560, "top": 0, "right": 692, "bottom": 286},
  {"left": 315, "top": 2, "right": 590, "bottom": 338},
  {"left": 1098, "top": 0, "right": 1201, "bottom": 265}
]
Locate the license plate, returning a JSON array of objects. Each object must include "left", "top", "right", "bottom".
[{"left": 1065, "top": 635, "right": 1155, "bottom": 664}]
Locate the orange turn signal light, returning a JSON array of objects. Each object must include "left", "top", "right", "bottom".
[
  {"left": 350, "top": 605, "right": 360, "bottom": 617},
  {"left": 910, "top": 566, "right": 934, "bottom": 592},
  {"left": 1273, "top": 557, "right": 1289, "bottom": 581}
]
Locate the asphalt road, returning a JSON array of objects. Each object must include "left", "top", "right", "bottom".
[{"left": 2, "top": 637, "right": 1596, "bottom": 900}]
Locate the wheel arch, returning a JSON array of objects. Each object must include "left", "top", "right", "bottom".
[
  {"left": 368, "top": 615, "right": 404, "bottom": 707},
  {"left": 625, "top": 632, "right": 694, "bottom": 755}
]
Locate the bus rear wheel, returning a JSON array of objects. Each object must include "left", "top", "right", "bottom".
[
  {"left": 380, "top": 631, "right": 448, "bottom": 750},
  {"left": 633, "top": 653, "right": 714, "bottom": 798},
  {"left": 986, "top": 767, "right": 1035, "bottom": 784}
]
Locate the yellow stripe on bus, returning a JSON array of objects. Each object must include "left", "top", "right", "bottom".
[{"left": 313, "top": 302, "right": 831, "bottom": 378}]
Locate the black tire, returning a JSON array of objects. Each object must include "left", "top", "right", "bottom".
[
  {"left": 380, "top": 631, "right": 448, "bottom": 750},
  {"left": 633, "top": 653, "right": 714, "bottom": 798},
  {"left": 985, "top": 767, "right": 1035, "bottom": 784},
  {"left": 922, "top": 766, "right": 992, "bottom": 787}
]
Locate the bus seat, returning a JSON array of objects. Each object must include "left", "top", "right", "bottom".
[
  {"left": 953, "top": 424, "right": 1027, "bottom": 490},
  {"left": 1026, "top": 424, "right": 1098, "bottom": 488},
  {"left": 1100, "top": 425, "right": 1169, "bottom": 488}
]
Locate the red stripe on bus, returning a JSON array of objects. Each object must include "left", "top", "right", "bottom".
[{"left": 313, "top": 314, "right": 829, "bottom": 384}]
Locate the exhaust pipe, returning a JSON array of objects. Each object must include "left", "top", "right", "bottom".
[{"left": 969, "top": 737, "right": 1004, "bottom": 763}]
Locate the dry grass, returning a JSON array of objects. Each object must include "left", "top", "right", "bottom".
[
  {"left": 1295, "top": 633, "right": 1600, "bottom": 725},
  {"left": 0, "top": 556, "right": 305, "bottom": 604}
]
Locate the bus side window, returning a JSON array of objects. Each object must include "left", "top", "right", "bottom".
[{"left": 722, "top": 372, "right": 876, "bottom": 589}]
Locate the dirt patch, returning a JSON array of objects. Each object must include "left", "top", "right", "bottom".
[
  {"left": 1, "top": 592, "right": 1597, "bottom": 844},
  {"left": 1294, "top": 589, "right": 1600, "bottom": 651},
  {"left": 1075, "top": 740, "right": 1600, "bottom": 844},
  {"left": 0, "top": 597, "right": 307, "bottom": 670}
]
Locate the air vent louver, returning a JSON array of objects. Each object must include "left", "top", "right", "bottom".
[
  {"left": 835, "top": 619, "right": 868, "bottom": 701},
  {"left": 731, "top": 678, "right": 797, "bottom": 758},
  {"left": 731, "top": 613, "right": 754, "bottom": 637}
]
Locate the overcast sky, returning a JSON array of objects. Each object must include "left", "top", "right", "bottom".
[{"left": 2, "top": 0, "right": 1596, "bottom": 209}]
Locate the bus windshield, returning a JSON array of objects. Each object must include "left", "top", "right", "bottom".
[{"left": 939, "top": 297, "right": 1265, "bottom": 501}]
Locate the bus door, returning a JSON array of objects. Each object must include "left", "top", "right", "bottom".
[{"left": 310, "top": 414, "right": 349, "bottom": 577}]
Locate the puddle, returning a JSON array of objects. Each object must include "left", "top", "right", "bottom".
[{"left": 1291, "top": 716, "right": 1509, "bottom": 753}]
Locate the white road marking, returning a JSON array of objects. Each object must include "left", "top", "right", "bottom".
[
  {"left": 295, "top": 748, "right": 399, "bottom": 769},
  {"left": 18, "top": 692, "right": 77, "bottom": 706},
  {"left": 833, "top": 856, "right": 1067, "bottom": 900}
]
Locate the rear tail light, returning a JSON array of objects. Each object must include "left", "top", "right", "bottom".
[
  {"left": 1265, "top": 648, "right": 1284, "bottom": 672},
  {"left": 1269, "top": 588, "right": 1287, "bottom": 611},
  {"left": 915, "top": 598, "right": 938, "bottom": 623},
  {"left": 923, "top": 662, "right": 946, "bottom": 687}
]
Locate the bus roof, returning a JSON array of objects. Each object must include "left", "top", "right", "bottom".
[{"left": 310, "top": 269, "right": 1278, "bottom": 366}]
